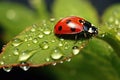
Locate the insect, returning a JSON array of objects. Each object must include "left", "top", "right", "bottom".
[{"left": 54, "top": 16, "right": 98, "bottom": 40}]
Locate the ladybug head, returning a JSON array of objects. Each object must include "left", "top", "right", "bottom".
[{"left": 83, "top": 20, "right": 98, "bottom": 37}]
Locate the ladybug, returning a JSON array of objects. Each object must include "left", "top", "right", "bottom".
[{"left": 54, "top": 16, "right": 98, "bottom": 40}]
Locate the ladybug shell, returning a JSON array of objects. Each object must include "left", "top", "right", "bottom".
[{"left": 54, "top": 16, "right": 84, "bottom": 34}]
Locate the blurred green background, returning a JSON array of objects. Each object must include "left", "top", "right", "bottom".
[{"left": 0, "top": 0, "right": 120, "bottom": 80}]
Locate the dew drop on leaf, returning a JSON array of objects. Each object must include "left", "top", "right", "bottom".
[
  {"left": 31, "top": 24, "right": 37, "bottom": 32},
  {"left": 0, "top": 61, "right": 4, "bottom": 65},
  {"left": 18, "top": 50, "right": 36, "bottom": 62},
  {"left": 52, "top": 63, "right": 56, "bottom": 66},
  {"left": 38, "top": 33, "right": 44, "bottom": 38},
  {"left": 58, "top": 42, "right": 63, "bottom": 47},
  {"left": 50, "top": 18, "right": 55, "bottom": 22},
  {"left": 66, "top": 58, "right": 71, "bottom": 62},
  {"left": 43, "top": 29, "right": 51, "bottom": 35},
  {"left": 32, "top": 38, "right": 38, "bottom": 44},
  {"left": 51, "top": 48, "right": 63, "bottom": 60},
  {"left": 13, "top": 48, "right": 19, "bottom": 55},
  {"left": 72, "top": 46, "right": 80, "bottom": 55},
  {"left": 12, "top": 38, "right": 23, "bottom": 47},
  {"left": 45, "top": 58, "right": 50, "bottom": 62},
  {"left": 39, "top": 41, "right": 49, "bottom": 50},
  {"left": 60, "top": 61, "right": 63, "bottom": 63},
  {"left": 20, "top": 62, "right": 30, "bottom": 71},
  {"left": 3, "top": 66, "right": 12, "bottom": 72}
]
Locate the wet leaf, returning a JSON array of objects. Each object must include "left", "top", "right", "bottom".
[
  {"left": 98, "top": 4, "right": 120, "bottom": 56},
  {"left": 0, "top": 19, "right": 88, "bottom": 68}
]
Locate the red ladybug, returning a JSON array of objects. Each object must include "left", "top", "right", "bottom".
[{"left": 54, "top": 16, "right": 98, "bottom": 40}]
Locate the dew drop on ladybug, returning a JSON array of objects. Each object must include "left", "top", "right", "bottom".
[{"left": 54, "top": 16, "right": 98, "bottom": 40}]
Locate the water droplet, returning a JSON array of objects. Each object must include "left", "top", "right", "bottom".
[
  {"left": 51, "top": 39, "right": 55, "bottom": 42},
  {"left": 6, "top": 9, "right": 16, "bottom": 20},
  {"left": 13, "top": 48, "right": 19, "bottom": 55},
  {"left": 60, "top": 38, "right": 64, "bottom": 41},
  {"left": 45, "top": 58, "right": 50, "bottom": 62},
  {"left": 64, "top": 42, "right": 69, "bottom": 49},
  {"left": 51, "top": 48, "right": 63, "bottom": 60},
  {"left": 28, "top": 36, "right": 33, "bottom": 40},
  {"left": 31, "top": 24, "right": 37, "bottom": 32},
  {"left": 60, "top": 61, "right": 63, "bottom": 63},
  {"left": 39, "top": 41, "right": 49, "bottom": 50},
  {"left": 72, "top": 46, "right": 80, "bottom": 55},
  {"left": 3, "top": 66, "right": 12, "bottom": 72},
  {"left": 58, "top": 42, "right": 63, "bottom": 47},
  {"left": 66, "top": 58, "right": 71, "bottom": 62},
  {"left": 12, "top": 38, "right": 23, "bottom": 47},
  {"left": 32, "top": 38, "right": 38, "bottom": 43},
  {"left": 0, "top": 61, "right": 4, "bottom": 65},
  {"left": 50, "top": 18, "right": 55, "bottom": 22},
  {"left": 20, "top": 62, "right": 30, "bottom": 71},
  {"left": 43, "top": 29, "right": 51, "bottom": 35},
  {"left": 52, "top": 63, "right": 56, "bottom": 66},
  {"left": 18, "top": 50, "right": 36, "bottom": 62},
  {"left": 38, "top": 33, "right": 44, "bottom": 38}
]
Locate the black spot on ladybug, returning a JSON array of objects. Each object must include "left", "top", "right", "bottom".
[
  {"left": 79, "top": 20, "right": 83, "bottom": 23},
  {"left": 58, "top": 26, "right": 62, "bottom": 31},
  {"left": 71, "top": 28, "right": 76, "bottom": 32},
  {"left": 66, "top": 20, "right": 71, "bottom": 24}
]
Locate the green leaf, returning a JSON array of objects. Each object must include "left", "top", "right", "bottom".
[
  {"left": 0, "top": 19, "right": 88, "bottom": 69},
  {"left": 51, "top": 39, "right": 119, "bottom": 80},
  {"left": 53, "top": 0, "right": 98, "bottom": 25},
  {"left": 0, "top": 2, "right": 37, "bottom": 41},
  {"left": 98, "top": 4, "right": 120, "bottom": 56}
]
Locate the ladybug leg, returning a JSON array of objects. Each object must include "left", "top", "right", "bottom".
[
  {"left": 74, "top": 34, "right": 78, "bottom": 44},
  {"left": 83, "top": 32, "right": 87, "bottom": 38}
]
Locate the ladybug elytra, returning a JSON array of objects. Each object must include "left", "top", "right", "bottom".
[{"left": 54, "top": 16, "right": 98, "bottom": 40}]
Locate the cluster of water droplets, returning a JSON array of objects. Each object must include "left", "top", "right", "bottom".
[
  {"left": 1, "top": 17, "right": 84, "bottom": 72},
  {"left": 105, "top": 9, "right": 120, "bottom": 40}
]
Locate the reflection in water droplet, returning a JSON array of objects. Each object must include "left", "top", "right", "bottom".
[
  {"left": 28, "top": 36, "right": 33, "bottom": 40},
  {"left": 20, "top": 62, "right": 30, "bottom": 71},
  {"left": 72, "top": 46, "right": 80, "bottom": 55},
  {"left": 31, "top": 24, "right": 37, "bottom": 32},
  {"left": 51, "top": 48, "right": 63, "bottom": 60},
  {"left": 38, "top": 33, "right": 44, "bottom": 38},
  {"left": 52, "top": 63, "right": 56, "bottom": 66},
  {"left": 50, "top": 18, "right": 55, "bottom": 22},
  {"left": 0, "top": 61, "right": 4, "bottom": 65},
  {"left": 3, "top": 66, "right": 12, "bottom": 72},
  {"left": 13, "top": 48, "right": 19, "bottom": 55},
  {"left": 43, "top": 29, "right": 51, "bottom": 35},
  {"left": 18, "top": 50, "right": 36, "bottom": 62},
  {"left": 64, "top": 42, "right": 69, "bottom": 49},
  {"left": 66, "top": 58, "right": 71, "bottom": 62},
  {"left": 39, "top": 41, "right": 49, "bottom": 50},
  {"left": 45, "top": 58, "right": 50, "bottom": 62},
  {"left": 60, "top": 61, "right": 63, "bottom": 63},
  {"left": 33, "top": 38, "right": 38, "bottom": 43},
  {"left": 51, "top": 39, "right": 55, "bottom": 43},
  {"left": 12, "top": 38, "right": 23, "bottom": 47},
  {"left": 59, "top": 42, "right": 63, "bottom": 47}
]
